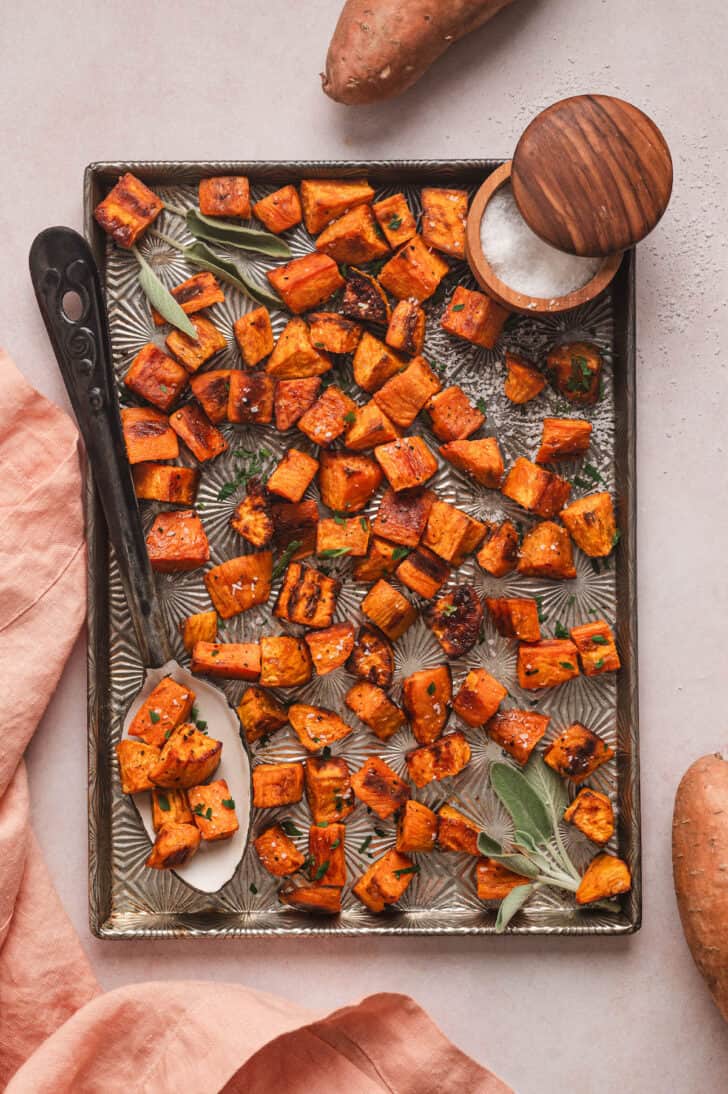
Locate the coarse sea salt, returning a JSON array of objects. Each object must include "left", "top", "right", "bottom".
[{"left": 480, "top": 184, "right": 602, "bottom": 299}]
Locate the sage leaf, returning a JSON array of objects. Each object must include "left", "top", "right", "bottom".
[
  {"left": 477, "top": 831, "right": 504, "bottom": 857},
  {"left": 133, "top": 249, "right": 197, "bottom": 338},
  {"left": 495, "top": 883, "right": 534, "bottom": 933},
  {"left": 522, "top": 755, "right": 568, "bottom": 818},
  {"left": 490, "top": 762, "right": 552, "bottom": 844},
  {"left": 182, "top": 242, "right": 283, "bottom": 309},
  {"left": 491, "top": 854, "right": 540, "bottom": 879},
  {"left": 186, "top": 210, "right": 291, "bottom": 258}
]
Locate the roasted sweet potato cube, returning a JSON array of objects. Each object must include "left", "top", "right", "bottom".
[
  {"left": 267, "top": 318, "right": 332, "bottom": 380},
  {"left": 189, "top": 369, "right": 232, "bottom": 423},
  {"left": 271, "top": 499, "right": 319, "bottom": 559},
  {"left": 396, "top": 800, "right": 438, "bottom": 853},
  {"left": 94, "top": 172, "right": 163, "bottom": 247},
  {"left": 564, "top": 788, "right": 615, "bottom": 845},
  {"left": 476, "top": 520, "right": 519, "bottom": 577},
  {"left": 254, "top": 823, "right": 306, "bottom": 877},
  {"left": 476, "top": 857, "right": 530, "bottom": 901},
  {"left": 170, "top": 402, "right": 227, "bottom": 461},
  {"left": 315, "top": 204, "right": 389, "bottom": 265},
  {"left": 402, "top": 665, "right": 451, "bottom": 745},
  {"left": 305, "top": 756, "right": 355, "bottom": 823},
  {"left": 253, "top": 762, "right": 304, "bottom": 808},
  {"left": 517, "top": 640, "right": 580, "bottom": 690},
  {"left": 345, "top": 401, "right": 400, "bottom": 451},
  {"left": 124, "top": 344, "right": 188, "bottom": 411},
  {"left": 231, "top": 484, "right": 274, "bottom": 548},
  {"left": 289, "top": 703, "right": 353, "bottom": 752},
  {"left": 517, "top": 521, "right": 576, "bottom": 579},
  {"left": 378, "top": 235, "right": 449, "bottom": 302},
  {"left": 317, "top": 516, "right": 370, "bottom": 558},
  {"left": 145, "top": 822, "right": 200, "bottom": 870},
  {"left": 441, "top": 286, "right": 508, "bottom": 349},
  {"left": 279, "top": 883, "right": 342, "bottom": 914},
  {"left": 352, "top": 537, "right": 402, "bottom": 582},
  {"left": 576, "top": 853, "right": 631, "bottom": 905},
  {"left": 122, "top": 407, "right": 179, "bottom": 464},
  {"left": 227, "top": 371, "right": 275, "bottom": 424},
  {"left": 152, "top": 788, "right": 193, "bottom": 832},
  {"left": 128, "top": 677, "right": 195, "bottom": 747},
  {"left": 504, "top": 352, "right": 546, "bottom": 404},
  {"left": 536, "top": 418, "right": 593, "bottom": 463},
  {"left": 191, "top": 641, "right": 261, "bottom": 680},
  {"left": 234, "top": 307, "right": 274, "bottom": 367},
  {"left": 425, "top": 586, "right": 484, "bottom": 659},
  {"left": 237, "top": 685, "right": 289, "bottom": 744},
  {"left": 487, "top": 709, "right": 550, "bottom": 765},
  {"left": 406, "top": 731, "right": 471, "bottom": 788},
  {"left": 305, "top": 622, "right": 356, "bottom": 676},
  {"left": 318, "top": 450, "right": 383, "bottom": 513},
  {"left": 547, "top": 341, "right": 603, "bottom": 405},
  {"left": 352, "top": 332, "right": 404, "bottom": 392},
  {"left": 453, "top": 668, "right": 507, "bottom": 727},
  {"left": 373, "top": 193, "right": 417, "bottom": 247},
  {"left": 437, "top": 804, "right": 480, "bottom": 854},
  {"left": 308, "top": 311, "right": 363, "bottom": 355},
  {"left": 375, "top": 436, "right": 438, "bottom": 492},
  {"left": 132, "top": 463, "right": 199, "bottom": 505},
  {"left": 385, "top": 299, "right": 426, "bottom": 357},
  {"left": 188, "top": 779, "right": 239, "bottom": 841},
  {"left": 300, "top": 178, "right": 375, "bottom": 235},
  {"left": 486, "top": 597, "right": 541, "bottom": 642},
  {"left": 372, "top": 487, "right": 433, "bottom": 547},
  {"left": 180, "top": 609, "right": 218, "bottom": 654},
  {"left": 340, "top": 269, "right": 391, "bottom": 328},
  {"left": 345, "top": 681, "right": 406, "bottom": 741},
  {"left": 309, "top": 822, "right": 347, "bottom": 886},
  {"left": 199, "top": 175, "right": 250, "bottom": 218},
  {"left": 150, "top": 724, "right": 222, "bottom": 789},
  {"left": 351, "top": 756, "right": 410, "bottom": 819},
  {"left": 421, "top": 187, "right": 468, "bottom": 256},
  {"left": 422, "top": 500, "right": 486, "bottom": 565},
  {"left": 267, "top": 449, "right": 319, "bottom": 502},
  {"left": 146, "top": 509, "right": 209, "bottom": 572},
  {"left": 439, "top": 438, "right": 504, "bottom": 488},
  {"left": 373, "top": 356, "right": 441, "bottom": 428},
  {"left": 166, "top": 316, "right": 227, "bottom": 373},
  {"left": 275, "top": 562, "right": 339, "bottom": 629},
  {"left": 502, "top": 458, "right": 571, "bottom": 518},
  {"left": 361, "top": 579, "right": 416, "bottom": 640},
  {"left": 347, "top": 625, "right": 394, "bottom": 687},
  {"left": 426, "top": 386, "right": 485, "bottom": 442},
  {"left": 546, "top": 722, "right": 614, "bottom": 783},
  {"left": 116, "top": 739, "right": 160, "bottom": 794},
  {"left": 259, "top": 635, "right": 312, "bottom": 688},
  {"left": 204, "top": 552, "right": 272, "bottom": 617},
  {"left": 151, "top": 271, "right": 225, "bottom": 326},
  {"left": 353, "top": 849, "right": 416, "bottom": 913},
  {"left": 560, "top": 492, "right": 617, "bottom": 558},
  {"left": 267, "top": 252, "right": 344, "bottom": 314},
  {"left": 253, "top": 184, "right": 303, "bottom": 234},
  {"left": 297, "top": 386, "right": 357, "bottom": 447},
  {"left": 396, "top": 546, "right": 449, "bottom": 599},
  {"left": 570, "top": 620, "right": 621, "bottom": 676},
  {"left": 274, "top": 377, "right": 322, "bottom": 431}
]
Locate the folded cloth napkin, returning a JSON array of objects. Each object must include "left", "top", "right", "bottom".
[{"left": 0, "top": 350, "right": 513, "bottom": 1094}]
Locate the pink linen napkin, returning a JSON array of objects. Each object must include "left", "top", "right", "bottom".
[{"left": 0, "top": 349, "right": 513, "bottom": 1094}]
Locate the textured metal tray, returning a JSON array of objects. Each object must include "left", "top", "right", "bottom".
[{"left": 84, "top": 160, "right": 639, "bottom": 938}]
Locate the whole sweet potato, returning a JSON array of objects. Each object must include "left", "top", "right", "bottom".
[
  {"left": 323, "top": 0, "right": 514, "bottom": 105},
  {"left": 673, "top": 753, "right": 728, "bottom": 1022}
]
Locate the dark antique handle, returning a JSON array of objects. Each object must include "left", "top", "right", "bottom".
[{"left": 29, "top": 226, "right": 171, "bottom": 668}]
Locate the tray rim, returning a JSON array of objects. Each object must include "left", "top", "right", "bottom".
[{"left": 83, "top": 158, "right": 640, "bottom": 940}]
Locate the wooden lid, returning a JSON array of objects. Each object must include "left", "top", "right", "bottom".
[{"left": 511, "top": 94, "right": 673, "bottom": 257}]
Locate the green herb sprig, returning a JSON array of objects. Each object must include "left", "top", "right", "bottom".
[{"left": 132, "top": 246, "right": 197, "bottom": 337}]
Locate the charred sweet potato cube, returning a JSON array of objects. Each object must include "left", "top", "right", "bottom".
[
  {"left": 297, "top": 386, "right": 357, "bottom": 447},
  {"left": 233, "top": 307, "right": 274, "bottom": 367},
  {"left": 267, "top": 449, "right": 319, "bottom": 502},
  {"left": 300, "top": 178, "right": 375, "bottom": 235},
  {"left": 347, "top": 625, "right": 394, "bottom": 686},
  {"left": 309, "top": 822, "right": 347, "bottom": 886},
  {"left": 487, "top": 709, "right": 550, "bottom": 765},
  {"left": 124, "top": 344, "right": 188, "bottom": 411},
  {"left": 421, "top": 187, "right": 468, "bottom": 256},
  {"left": 152, "top": 788, "right": 193, "bottom": 832},
  {"left": 560, "top": 492, "right": 617, "bottom": 558},
  {"left": 352, "top": 332, "right": 404, "bottom": 392},
  {"left": 351, "top": 756, "right": 411, "bottom": 819},
  {"left": 170, "top": 402, "right": 228, "bottom": 461},
  {"left": 425, "top": 586, "right": 484, "bottom": 659},
  {"left": 308, "top": 311, "right": 363, "bottom": 355},
  {"left": 517, "top": 640, "right": 580, "bottom": 690},
  {"left": 570, "top": 620, "right": 621, "bottom": 676},
  {"left": 146, "top": 509, "right": 209, "bottom": 572},
  {"left": 564, "top": 788, "right": 615, "bottom": 845},
  {"left": 189, "top": 369, "right": 232, "bottom": 423},
  {"left": 385, "top": 299, "right": 426, "bottom": 357},
  {"left": 94, "top": 172, "right": 163, "bottom": 247},
  {"left": 373, "top": 356, "right": 441, "bottom": 428},
  {"left": 504, "top": 352, "right": 546, "bottom": 404},
  {"left": 476, "top": 520, "right": 519, "bottom": 577},
  {"left": 396, "top": 546, "right": 449, "bottom": 599},
  {"left": 396, "top": 800, "right": 438, "bottom": 853},
  {"left": 378, "top": 235, "right": 449, "bottom": 302},
  {"left": 259, "top": 635, "right": 313, "bottom": 688},
  {"left": 267, "top": 252, "right": 344, "bottom": 314},
  {"left": 275, "top": 562, "right": 339, "bottom": 629},
  {"left": 204, "top": 553, "right": 272, "bottom": 618},
  {"left": 372, "top": 487, "right": 434, "bottom": 547},
  {"left": 373, "top": 192, "right": 417, "bottom": 247},
  {"left": 437, "top": 804, "right": 480, "bottom": 855},
  {"left": 547, "top": 341, "right": 603, "bottom": 405},
  {"left": 345, "top": 401, "right": 400, "bottom": 451},
  {"left": 227, "top": 371, "right": 275, "bottom": 425},
  {"left": 151, "top": 271, "right": 225, "bottom": 326},
  {"left": 453, "top": 668, "right": 507, "bottom": 727},
  {"left": 237, "top": 685, "right": 289, "bottom": 745},
  {"left": 476, "top": 857, "right": 531, "bottom": 902},
  {"left": 253, "top": 762, "right": 305, "bottom": 808},
  {"left": 150, "top": 723, "right": 222, "bottom": 789},
  {"left": 406, "top": 731, "right": 471, "bottom": 788},
  {"left": 199, "top": 175, "right": 250, "bottom": 218},
  {"left": 180, "top": 609, "right": 217, "bottom": 654},
  {"left": 267, "top": 318, "right": 332, "bottom": 379},
  {"left": 402, "top": 665, "right": 451, "bottom": 745},
  {"left": 166, "top": 316, "right": 227, "bottom": 373},
  {"left": 317, "top": 516, "right": 370, "bottom": 558},
  {"left": 353, "top": 849, "right": 416, "bottom": 913},
  {"left": 422, "top": 501, "right": 486, "bottom": 565},
  {"left": 536, "top": 417, "right": 593, "bottom": 463},
  {"left": 274, "top": 377, "right": 322, "bottom": 431},
  {"left": 231, "top": 484, "right": 274, "bottom": 548},
  {"left": 345, "top": 682, "right": 406, "bottom": 743},
  {"left": 374, "top": 436, "right": 438, "bottom": 492},
  {"left": 305, "top": 756, "right": 355, "bottom": 823},
  {"left": 271, "top": 499, "right": 319, "bottom": 559},
  {"left": 145, "top": 822, "right": 200, "bottom": 870},
  {"left": 128, "top": 677, "right": 195, "bottom": 748},
  {"left": 576, "top": 853, "right": 631, "bottom": 905},
  {"left": 289, "top": 703, "right": 353, "bottom": 752},
  {"left": 191, "top": 641, "right": 261, "bottom": 680},
  {"left": 340, "top": 268, "right": 391, "bottom": 328},
  {"left": 439, "top": 438, "right": 504, "bottom": 488},
  {"left": 517, "top": 521, "right": 576, "bottom": 579},
  {"left": 132, "top": 463, "right": 199, "bottom": 505},
  {"left": 253, "top": 184, "right": 302, "bottom": 234},
  {"left": 315, "top": 204, "right": 389, "bottom": 265},
  {"left": 352, "top": 537, "right": 402, "bottom": 582},
  {"left": 254, "top": 823, "right": 306, "bottom": 877},
  {"left": 361, "top": 579, "right": 417, "bottom": 640},
  {"left": 122, "top": 407, "right": 179, "bottom": 464},
  {"left": 116, "top": 739, "right": 160, "bottom": 794},
  {"left": 305, "top": 622, "right": 356, "bottom": 676},
  {"left": 427, "top": 385, "right": 485, "bottom": 442},
  {"left": 441, "top": 286, "right": 508, "bottom": 349},
  {"left": 188, "top": 779, "right": 239, "bottom": 841},
  {"left": 279, "top": 883, "right": 342, "bottom": 914},
  {"left": 318, "top": 450, "right": 383, "bottom": 513},
  {"left": 486, "top": 598, "right": 541, "bottom": 643},
  {"left": 502, "top": 458, "right": 571, "bottom": 518}
]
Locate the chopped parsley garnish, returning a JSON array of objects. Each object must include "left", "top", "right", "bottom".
[
  {"left": 612, "top": 529, "right": 621, "bottom": 547},
  {"left": 250, "top": 883, "right": 258, "bottom": 894},
  {"left": 559, "top": 661, "right": 575, "bottom": 670},
  {"left": 157, "top": 794, "right": 170, "bottom": 812},
  {"left": 334, "top": 514, "right": 346, "bottom": 525},
  {"left": 388, "top": 215, "right": 402, "bottom": 231},
  {"left": 451, "top": 303, "right": 465, "bottom": 312},
  {"left": 535, "top": 595, "right": 546, "bottom": 623},
  {"left": 524, "top": 668, "right": 539, "bottom": 676},
  {"left": 427, "top": 682, "right": 436, "bottom": 695},
  {"left": 360, "top": 517, "right": 368, "bottom": 531},
  {"left": 222, "top": 798, "right": 235, "bottom": 810},
  {"left": 374, "top": 827, "right": 387, "bottom": 838},
  {"left": 358, "top": 835, "right": 373, "bottom": 854},
  {"left": 149, "top": 710, "right": 161, "bottom": 724},
  {"left": 193, "top": 804, "right": 213, "bottom": 820},
  {"left": 334, "top": 794, "right": 344, "bottom": 811},
  {"left": 164, "top": 729, "right": 173, "bottom": 740},
  {"left": 441, "top": 604, "right": 458, "bottom": 617},
  {"left": 393, "top": 864, "right": 420, "bottom": 879},
  {"left": 475, "top": 397, "right": 488, "bottom": 414},
  {"left": 272, "top": 540, "right": 303, "bottom": 579},
  {"left": 554, "top": 622, "right": 570, "bottom": 639},
  {"left": 322, "top": 746, "right": 332, "bottom": 760},
  {"left": 319, "top": 547, "right": 351, "bottom": 558},
  {"left": 591, "top": 634, "right": 608, "bottom": 645},
  {"left": 594, "top": 658, "right": 605, "bottom": 669},
  {"left": 391, "top": 546, "right": 410, "bottom": 561},
  {"left": 281, "top": 819, "right": 303, "bottom": 837},
  {"left": 330, "top": 838, "right": 341, "bottom": 850},
  {"left": 343, "top": 410, "right": 356, "bottom": 424},
  {"left": 313, "top": 860, "right": 330, "bottom": 881}
]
